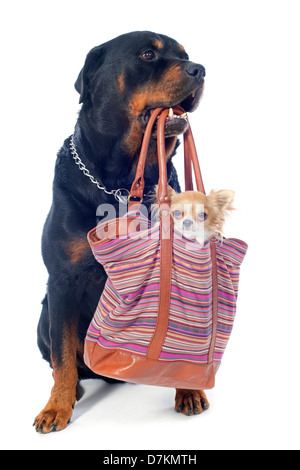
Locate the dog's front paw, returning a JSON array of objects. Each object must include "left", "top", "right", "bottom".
[
  {"left": 175, "top": 389, "right": 210, "bottom": 416},
  {"left": 33, "top": 401, "right": 73, "bottom": 433}
]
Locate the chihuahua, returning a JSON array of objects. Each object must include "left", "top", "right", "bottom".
[{"left": 164, "top": 187, "right": 235, "bottom": 245}]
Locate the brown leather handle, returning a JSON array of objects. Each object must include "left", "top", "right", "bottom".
[
  {"left": 156, "top": 108, "right": 170, "bottom": 205},
  {"left": 129, "top": 106, "right": 205, "bottom": 207},
  {"left": 184, "top": 124, "right": 205, "bottom": 194},
  {"left": 184, "top": 132, "right": 194, "bottom": 191},
  {"left": 146, "top": 108, "right": 173, "bottom": 360},
  {"left": 132, "top": 107, "right": 206, "bottom": 361},
  {"left": 129, "top": 107, "right": 163, "bottom": 204},
  {"left": 171, "top": 106, "right": 205, "bottom": 195}
]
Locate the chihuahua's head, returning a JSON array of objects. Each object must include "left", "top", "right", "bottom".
[{"left": 166, "top": 187, "right": 235, "bottom": 244}]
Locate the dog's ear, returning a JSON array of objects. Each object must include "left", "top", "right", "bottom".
[
  {"left": 209, "top": 189, "right": 235, "bottom": 211},
  {"left": 75, "top": 45, "right": 105, "bottom": 104},
  {"left": 167, "top": 185, "right": 178, "bottom": 201},
  {"left": 152, "top": 185, "right": 177, "bottom": 203}
]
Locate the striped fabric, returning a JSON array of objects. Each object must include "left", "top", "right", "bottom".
[{"left": 86, "top": 213, "right": 247, "bottom": 365}]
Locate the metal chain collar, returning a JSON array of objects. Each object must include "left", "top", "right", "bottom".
[{"left": 69, "top": 135, "right": 130, "bottom": 204}]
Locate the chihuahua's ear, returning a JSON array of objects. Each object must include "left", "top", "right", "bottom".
[
  {"left": 167, "top": 185, "right": 178, "bottom": 201},
  {"left": 209, "top": 189, "right": 235, "bottom": 211},
  {"left": 154, "top": 185, "right": 178, "bottom": 200}
]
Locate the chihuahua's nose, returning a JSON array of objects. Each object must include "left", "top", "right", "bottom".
[{"left": 183, "top": 219, "right": 193, "bottom": 229}]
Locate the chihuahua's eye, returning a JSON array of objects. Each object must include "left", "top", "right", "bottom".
[
  {"left": 197, "top": 212, "right": 207, "bottom": 221},
  {"left": 173, "top": 210, "right": 182, "bottom": 219},
  {"left": 141, "top": 50, "right": 156, "bottom": 61}
]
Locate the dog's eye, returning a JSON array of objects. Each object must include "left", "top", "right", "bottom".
[
  {"left": 173, "top": 210, "right": 182, "bottom": 219},
  {"left": 197, "top": 212, "right": 207, "bottom": 221},
  {"left": 141, "top": 50, "right": 156, "bottom": 61}
]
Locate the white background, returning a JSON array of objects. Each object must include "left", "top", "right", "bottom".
[{"left": 1, "top": 0, "right": 300, "bottom": 451}]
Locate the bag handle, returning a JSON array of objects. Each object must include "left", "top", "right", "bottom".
[
  {"left": 129, "top": 108, "right": 209, "bottom": 360},
  {"left": 183, "top": 123, "right": 206, "bottom": 194},
  {"left": 129, "top": 106, "right": 205, "bottom": 208},
  {"left": 146, "top": 108, "right": 173, "bottom": 360},
  {"left": 129, "top": 107, "right": 163, "bottom": 205}
]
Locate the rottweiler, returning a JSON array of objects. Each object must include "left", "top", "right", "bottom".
[{"left": 34, "top": 31, "right": 208, "bottom": 433}]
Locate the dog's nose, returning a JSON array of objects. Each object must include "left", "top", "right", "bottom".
[
  {"left": 183, "top": 219, "right": 193, "bottom": 229},
  {"left": 185, "top": 63, "right": 206, "bottom": 81}
]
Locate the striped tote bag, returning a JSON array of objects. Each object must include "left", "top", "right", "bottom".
[{"left": 84, "top": 108, "right": 247, "bottom": 389}]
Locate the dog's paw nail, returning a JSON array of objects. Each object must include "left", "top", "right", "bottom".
[
  {"left": 50, "top": 424, "right": 57, "bottom": 432},
  {"left": 185, "top": 407, "right": 193, "bottom": 416},
  {"left": 176, "top": 406, "right": 182, "bottom": 413}
]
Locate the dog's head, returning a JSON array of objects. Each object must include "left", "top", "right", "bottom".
[
  {"left": 75, "top": 31, "right": 205, "bottom": 163},
  {"left": 167, "top": 188, "right": 235, "bottom": 244}
]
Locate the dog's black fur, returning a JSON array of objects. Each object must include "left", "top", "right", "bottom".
[{"left": 34, "top": 31, "right": 205, "bottom": 432}]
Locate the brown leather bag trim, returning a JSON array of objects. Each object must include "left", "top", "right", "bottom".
[{"left": 84, "top": 340, "right": 219, "bottom": 390}]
